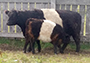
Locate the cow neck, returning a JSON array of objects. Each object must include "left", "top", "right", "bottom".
[
  {"left": 16, "top": 10, "right": 37, "bottom": 34},
  {"left": 16, "top": 11, "right": 26, "bottom": 36}
]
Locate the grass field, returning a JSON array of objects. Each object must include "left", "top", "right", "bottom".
[{"left": 0, "top": 37, "right": 90, "bottom": 63}]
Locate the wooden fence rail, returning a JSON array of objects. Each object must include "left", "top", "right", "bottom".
[{"left": 0, "top": 0, "right": 90, "bottom": 42}]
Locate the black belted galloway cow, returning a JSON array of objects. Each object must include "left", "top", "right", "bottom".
[{"left": 5, "top": 9, "right": 81, "bottom": 53}]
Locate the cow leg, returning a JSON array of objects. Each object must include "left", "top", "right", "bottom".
[
  {"left": 58, "top": 45, "right": 61, "bottom": 53},
  {"left": 60, "top": 43, "right": 69, "bottom": 53},
  {"left": 52, "top": 41, "right": 58, "bottom": 54},
  {"left": 36, "top": 40, "right": 41, "bottom": 52},
  {"left": 60, "top": 36, "right": 70, "bottom": 53},
  {"left": 24, "top": 39, "right": 29, "bottom": 53},
  {"left": 28, "top": 42, "right": 32, "bottom": 52},
  {"left": 54, "top": 44, "right": 57, "bottom": 54},
  {"left": 31, "top": 40, "right": 35, "bottom": 54},
  {"left": 72, "top": 34, "right": 80, "bottom": 52},
  {"left": 28, "top": 40, "right": 41, "bottom": 53}
]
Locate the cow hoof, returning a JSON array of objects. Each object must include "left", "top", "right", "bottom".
[
  {"left": 24, "top": 51, "right": 26, "bottom": 53},
  {"left": 60, "top": 51, "right": 64, "bottom": 54},
  {"left": 28, "top": 49, "right": 32, "bottom": 52},
  {"left": 32, "top": 52, "right": 35, "bottom": 54},
  {"left": 55, "top": 53, "right": 57, "bottom": 55},
  {"left": 76, "top": 50, "right": 79, "bottom": 52},
  {"left": 32, "top": 51, "right": 35, "bottom": 54},
  {"left": 38, "top": 50, "right": 41, "bottom": 53}
]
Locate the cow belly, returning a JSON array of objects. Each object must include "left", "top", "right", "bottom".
[{"left": 38, "top": 20, "right": 56, "bottom": 42}]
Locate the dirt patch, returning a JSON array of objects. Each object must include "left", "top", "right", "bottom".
[{"left": 0, "top": 44, "right": 23, "bottom": 51}]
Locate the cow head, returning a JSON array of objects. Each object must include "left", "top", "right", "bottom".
[{"left": 5, "top": 10, "right": 18, "bottom": 26}]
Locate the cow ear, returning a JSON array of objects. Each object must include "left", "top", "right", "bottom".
[{"left": 5, "top": 10, "right": 9, "bottom": 14}]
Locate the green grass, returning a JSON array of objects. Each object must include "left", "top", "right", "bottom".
[
  {"left": 0, "top": 38, "right": 25, "bottom": 50},
  {"left": 0, "top": 37, "right": 24, "bottom": 47},
  {"left": 0, "top": 37, "right": 90, "bottom": 50},
  {"left": 69, "top": 42, "right": 90, "bottom": 50},
  {"left": 0, "top": 50, "right": 90, "bottom": 63},
  {"left": 0, "top": 38, "right": 90, "bottom": 63}
]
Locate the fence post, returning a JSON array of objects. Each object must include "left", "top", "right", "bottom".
[
  {"left": 70, "top": 5, "right": 72, "bottom": 11},
  {"left": 14, "top": 2, "right": 17, "bottom": 33},
  {"left": 34, "top": 2, "right": 36, "bottom": 8},
  {"left": 83, "top": 5, "right": 87, "bottom": 36},
  {"left": 28, "top": 2, "right": 30, "bottom": 10},
  {"left": 1, "top": 3, "right": 3, "bottom": 32},
  {"left": 21, "top": 2, "right": 23, "bottom": 10},
  {"left": 51, "top": 0, "right": 56, "bottom": 9},
  {"left": 7, "top": 2, "right": 10, "bottom": 33}
]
